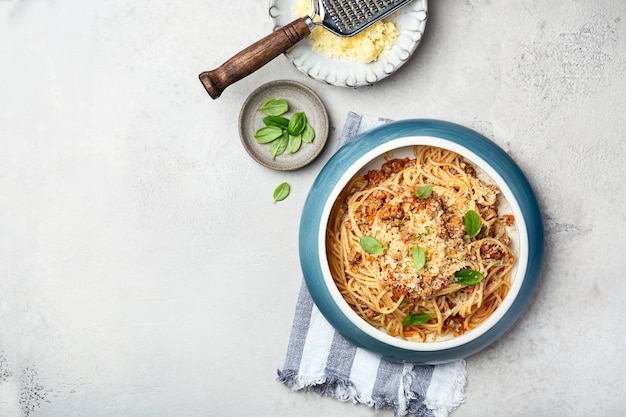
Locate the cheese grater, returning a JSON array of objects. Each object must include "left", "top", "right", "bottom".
[
  {"left": 199, "top": 0, "right": 414, "bottom": 99},
  {"left": 312, "top": 0, "right": 412, "bottom": 37}
]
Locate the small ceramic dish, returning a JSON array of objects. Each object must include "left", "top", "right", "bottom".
[
  {"left": 299, "top": 119, "right": 544, "bottom": 364},
  {"left": 238, "top": 80, "right": 329, "bottom": 170},
  {"left": 269, "top": 0, "right": 428, "bottom": 87}
]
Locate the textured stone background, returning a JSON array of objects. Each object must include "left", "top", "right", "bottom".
[{"left": 1, "top": 0, "right": 625, "bottom": 416}]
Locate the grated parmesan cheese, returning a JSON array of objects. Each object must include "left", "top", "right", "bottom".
[{"left": 293, "top": 0, "right": 400, "bottom": 63}]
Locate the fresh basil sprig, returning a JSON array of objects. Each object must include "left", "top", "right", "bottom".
[
  {"left": 273, "top": 182, "right": 290, "bottom": 203},
  {"left": 415, "top": 184, "right": 433, "bottom": 199},
  {"left": 288, "top": 133, "right": 302, "bottom": 154},
  {"left": 270, "top": 131, "right": 289, "bottom": 160},
  {"left": 253, "top": 98, "right": 316, "bottom": 159},
  {"left": 359, "top": 236, "right": 385, "bottom": 256},
  {"left": 259, "top": 98, "right": 288, "bottom": 116},
  {"left": 402, "top": 312, "right": 431, "bottom": 326},
  {"left": 263, "top": 116, "right": 290, "bottom": 129},
  {"left": 412, "top": 245, "right": 426, "bottom": 270},
  {"left": 301, "top": 123, "right": 315, "bottom": 143},
  {"left": 254, "top": 126, "right": 283, "bottom": 144},
  {"left": 464, "top": 209, "right": 481, "bottom": 237},
  {"left": 287, "top": 111, "right": 307, "bottom": 136},
  {"left": 454, "top": 268, "right": 484, "bottom": 285}
]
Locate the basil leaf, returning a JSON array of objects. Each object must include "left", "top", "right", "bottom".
[
  {"left": 273, "top": 182, "right": 290, "bottom": 203},
  {"left": 359, "top": 236, "right": 384, "bottom": 256},
  {"left": 455, "top": 268, "right": 484, "bottom": 285},
  {"left": 259, "top": 98, "right": 288, "bottom": 116},
  {"left": 270, "top": 131, "right": 289, "bottom": 160},
  {"left": 412, "top": 245, "right": 426, "bottom": 270},
  {"left": 464, "top": 209, "right": 481, "bottom": 237},
  {"left": 301, "top": 123, "right": 315, "bottom": 143},
  {"left": 415, "top": 184, "right": 433, "bottom": 199},
  {"left": 263, "top": 116, "right": 290, "bottom": 129},
  {"left": 402, "top": 312, "right": 431, "bottom": 326},
  {"left": 254, "top": 126, "right": 283, "bottom": 144},
  {"left": 287, "top": 111, "right": 307, "bottom": 136},
  {"left": 288, "top": 134, "right": 302, "bottom": 154}
]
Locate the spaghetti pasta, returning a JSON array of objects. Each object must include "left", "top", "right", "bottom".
[{"left": 325, "top": 146, "right": 516, "bottom": 342}]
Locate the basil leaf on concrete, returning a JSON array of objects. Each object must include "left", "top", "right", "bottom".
[{"left": 273, "top": 182, "right": 290, "bottom": 203}]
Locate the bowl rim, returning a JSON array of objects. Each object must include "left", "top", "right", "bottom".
[{"left": 299, "top": 119, "right": 544, "bottom": 363}]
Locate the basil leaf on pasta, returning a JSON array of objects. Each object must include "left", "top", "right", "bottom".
[
  {"left": 359, "top": 236, "right": 385, "bottom": 256},
  {"left": 465, "top": 209, "right": 481, "bottom": 237},
  {"left": 415, "top": 184, "right": 432, "bottom": 199},
  {"left": 412, "top": 245, "right": 426, "bottom": 270},
  {"left": 273, "top": 182, "right": 290, "bottom": 203},
  {"left": 455, "top": 268, "right": 484, "bottom": 285},
  {"left": 402, "top": 312, "right": 431, "bottom": 326}
]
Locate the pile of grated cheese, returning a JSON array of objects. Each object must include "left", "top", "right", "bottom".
[{"left": 293, "top": 0, "right": 399, "bottom": 63}]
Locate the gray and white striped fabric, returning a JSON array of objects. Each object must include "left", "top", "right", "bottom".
[{"left": 277, "top": 113, "right": 467, "bottom": 417}]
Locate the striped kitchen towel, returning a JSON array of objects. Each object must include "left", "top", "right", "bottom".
[{"left": 277, "top": 112, "right": 467, "bottom": 417}]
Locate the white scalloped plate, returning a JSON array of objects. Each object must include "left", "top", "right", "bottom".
[{"left": 269, "top": 0, "right": 428, "bottom": 88}]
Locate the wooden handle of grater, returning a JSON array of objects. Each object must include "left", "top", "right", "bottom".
[{"left": 198, "top": 18, "right": 312, "bottom": 99}]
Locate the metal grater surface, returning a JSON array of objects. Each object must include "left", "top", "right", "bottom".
[{"left": 318, "top": 0, "right": 412, "bottom": 37}]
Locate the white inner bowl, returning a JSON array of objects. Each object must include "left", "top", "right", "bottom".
[{"left": 317, "top": 136, "right": 529, "bottom": 351}]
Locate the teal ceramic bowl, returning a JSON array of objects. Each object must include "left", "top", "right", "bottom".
[{"left": 299, "top": 119, "right": 544, "bottom": 364}]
